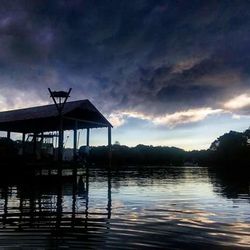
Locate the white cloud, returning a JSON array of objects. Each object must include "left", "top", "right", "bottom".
[
  {"left": 153, "top": 108, "right": 222, "bottom": 127},
  {"left": 109, "top": 107, "right": 222, "bottom": 127},
  {"left": 108, "top": 113, "right": 126, "bottom": 127},
  {"left": 224, "top": 94, "right": 250, "bottom": 109},
  {"left": 108, "top": 110, "right": 151, "bottom": 127}
]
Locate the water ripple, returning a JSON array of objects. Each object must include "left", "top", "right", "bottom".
[{"left": 0, "top": 166, "right": 249, "bottom": 249}]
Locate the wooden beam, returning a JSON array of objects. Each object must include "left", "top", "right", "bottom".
[{"left": 63, "top": 116, "right": 111, "bottom": 127}]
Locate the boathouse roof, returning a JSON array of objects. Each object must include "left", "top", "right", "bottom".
[{"left": 0, "top": 100, "right": 112, "bottom": 133}]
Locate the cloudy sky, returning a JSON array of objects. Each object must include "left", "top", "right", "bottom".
[{"left": 1, "top": 0, "right": 250, "bottom": 149}]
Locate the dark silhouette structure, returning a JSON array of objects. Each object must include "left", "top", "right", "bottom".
[
  {"left": 49, "top": 88, "right": 71, "bottom": 161},
  {"left": 0, "top": 99, "right": 112, "bottom": 162},
  {"left": 0, "top": 169, "right": 112, "bottom": 249}
]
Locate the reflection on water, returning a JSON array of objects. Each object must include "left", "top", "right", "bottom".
[{"left": 0, "top": 166, "right": 249, "bottom": 249}]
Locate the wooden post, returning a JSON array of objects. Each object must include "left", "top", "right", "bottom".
[
  {"left": 19, "top": 195, "right": 23, "bottom": 230},
  {"left": 54, "top": 132, "right": 58, "bottom": 159},
  {"left": 3, "top": 186, "right": 8, "bottom": 226},
  {"left": 85, "top": 165, "right": 89, "bottom": 228},
  {"left": 72, "top": 169, "right": 77, "bottom": 228},
  {"left": 41, "top": 132, "right": 44, "bottom": 143},
  {"left": 107, "top": 169, "right": 112, "bottom": 221},
  {"left": 108, "top": 127, "right": 111, "bottom": 148},
  {"left": 33, "top": 133, "right": 37, "bottom": 157},
  {"left": 108, "top": 127, "right": 112, "bottom": 165},
  {"left": 48, "top": 88, "right": 71, "bottom": 163},
  {"left": 58, "top": 117, "right": 64, "bottom": 162},
  {"left": 86, "top": 128, "right": 90, "bottom": 146},
  {"left": 56, "top": 182, "right": 63, "bottom": 229},
  {"left": 22, "top": 133, "right": 25, "bottom": 155},
  {"left": 73, "top": 121, "right": 78, "bottom": 161},
  {"left": 7, "top": 131, "right": 10, "bottom": 140}
]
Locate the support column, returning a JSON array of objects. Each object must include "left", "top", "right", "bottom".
[
  {"left": 86, "top": 128, "right": 90, "bottom": 147},
  {"left": 108, "top": 127, "right": 111, "bottom": 148},
  {"left": 108, "top": 127, "right": 112, "bottom": 166},
  {"left": 107, "top": 170, "right": 112, "bottom": 221},
  {"left": 56, "top": 182, "right": 63, "bottom": 229},
  {"left": 41, "top": 132, "right": 44, "bottom": 143},
  {"left": 3, "top": 186, "right": 8, "bottom": 226},
  {"left": 72, "top": 169, "right": 77, "bottom": 228},
  {"left": 85, "top": 165, "right": 89, "bottom": 228},
  {"left": 33, "top": 133, "right": 37, "bottom": 157},
  {"left": 22, "top": 133, "right": 25, "bottom": 155},
  {"left": 7, "top": 131, "right": 10, "bottom": 140},
  {"left": 73, "top": 121, "right": 78, "bottom": 161},
  {"left": 58, "top": 116, "right": 64, "bottom": 162}
]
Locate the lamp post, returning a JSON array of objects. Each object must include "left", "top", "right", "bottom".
[{"left": 48, "top": 88, "right": 72, "bottom": 162}]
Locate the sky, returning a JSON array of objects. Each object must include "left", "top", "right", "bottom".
[{"left": 0, "top": 0, "right": 250, "bottom": 150}]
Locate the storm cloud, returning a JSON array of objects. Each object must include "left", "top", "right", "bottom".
[{"left": 0, "top": 0, "right": 250, "bottom": 127}]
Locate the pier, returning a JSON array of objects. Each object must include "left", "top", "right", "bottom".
[{"left": 0, "top": 99, "right": 112, "bottom": 165}]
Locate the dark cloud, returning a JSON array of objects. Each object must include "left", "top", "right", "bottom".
[{"left": 0, "top": 0, "right": 250, "bottom": 117}]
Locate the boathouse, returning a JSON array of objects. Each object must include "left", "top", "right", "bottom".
[{"left": 0, "top": 99, "right": 112, "bottom": 160}]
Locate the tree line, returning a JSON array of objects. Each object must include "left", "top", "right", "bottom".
[
  {"left": 89, "top": 128, "right": 250, "bottom": 168},
  {"left": 1, "top": 128, "right": 250, "bottom": 168}
]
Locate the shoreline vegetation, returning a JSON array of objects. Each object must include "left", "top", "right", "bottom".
[
  {"left": 90, "top": 128, "right": 250, "bottom": 169},
  {"left": 1, "top": 128, "right": 250, "bottom": 169}
]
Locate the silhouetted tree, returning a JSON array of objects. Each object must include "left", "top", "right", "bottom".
[{"left": 209, "top": 130, "right": 250, "bottom": 167}]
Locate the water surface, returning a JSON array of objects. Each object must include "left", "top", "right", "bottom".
[{"left": 0, "top": 166, "right": 249, "bottom": 249}]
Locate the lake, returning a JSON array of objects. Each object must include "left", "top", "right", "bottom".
[{"left": 0, "top": 166, "right": 249, "bottom": 249}]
